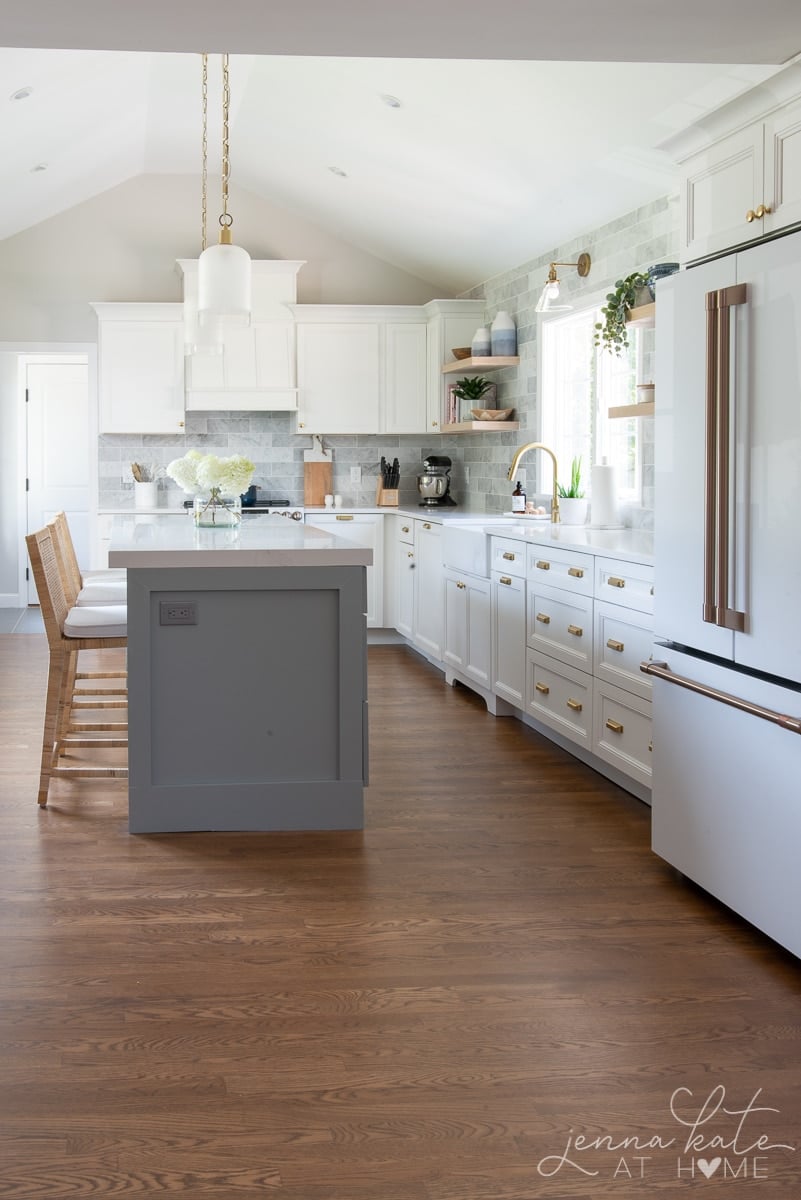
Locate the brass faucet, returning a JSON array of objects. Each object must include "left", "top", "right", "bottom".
[{"left": 506, "top": 442, "right": 560, "bottom": 523}]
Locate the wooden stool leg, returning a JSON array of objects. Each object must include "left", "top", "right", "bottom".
[
  {"left": 54, "top": 650, "right": 79, "bottom": 760},
  {"left": 38, "top": 648, "right": 65, "bottom": 807}
]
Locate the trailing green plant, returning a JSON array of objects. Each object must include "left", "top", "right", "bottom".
[
  {"left": 557, "top": 455, "right": 584, "bottom": 499},
  {"left": 452, "top": 376, "right": 494, "bottom": 402},
  {"left": 594, "top": 271, "right": 650, "bottom": 356}
]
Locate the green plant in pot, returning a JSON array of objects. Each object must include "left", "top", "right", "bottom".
[
  {"left": 593, "top": 271, "right": 651, "bottom": 356},
  {"left": 556, "top": 456, "right": 588, "bottom": 525},
  {"left": 453, "top": 376, "right": 494, "bottom": 404}
]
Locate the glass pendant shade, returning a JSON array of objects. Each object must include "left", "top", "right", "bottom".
[
  {"left": 183, "top": 294, "right": 224, "bottom": 356},
  {"left": 535, "top": 278, "right": 571, "bottom": 314},
  {"left": 198, "top": 238, "right": 252, "bottom": 328}
]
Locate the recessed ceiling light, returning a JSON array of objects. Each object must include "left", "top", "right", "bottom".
[
  {"left": 10, "top": 86, "right": 33, "bottom": 101},
  {"left": 380, "top": 94, "right": 402, "bottom": 109},
  {"left": 328, "top": 166, "right": 348, "bottom": 178},
  {"left": 30, "top": 163, "right": 48, "bottom": 173}
]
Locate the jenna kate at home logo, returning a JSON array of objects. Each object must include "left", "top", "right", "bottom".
[{"left": 537, "top": 1085, "right": 796, "bottom": 1182}]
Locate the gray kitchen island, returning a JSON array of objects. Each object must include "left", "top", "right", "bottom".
[{"left": 108, "top": 514, "right": 372, "bottom": 834}]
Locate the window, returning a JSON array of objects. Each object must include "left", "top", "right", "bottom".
[{"left": 540, "top": 306, "right": 643, "bottom": 503}]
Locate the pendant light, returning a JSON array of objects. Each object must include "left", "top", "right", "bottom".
[{"left": 197, "top": 53, "right": 252, "bottom": 329}]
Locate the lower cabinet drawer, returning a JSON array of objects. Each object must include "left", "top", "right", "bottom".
[
  {"left": 593, "top": 601, "right": 654, "bottom": 701},
  {"left": 526, "top": 650, "right": 593, "bottom": 750},
  {"left": 527, "top": 582, "right": 593, "bottom": 672},
  {"left": 593, "top": 680, "right": 653, "bottom": 790}
]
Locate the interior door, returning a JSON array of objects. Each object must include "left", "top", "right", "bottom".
[{"left": 26, "top": 358, "right": 89, "bottom": 603}]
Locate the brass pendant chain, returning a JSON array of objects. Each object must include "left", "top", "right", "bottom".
[
  {"left": 220, "top": 53, "right": 232, "bottom": 231},
  {"left": 201, "top": 53, "right": 208, "bottom": 251}
]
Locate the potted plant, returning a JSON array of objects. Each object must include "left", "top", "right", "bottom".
[
  {"left": 451, "top": 376, "right": 496, "bottom": 420},
  {"left": 557, "top": 456, "right": 588, "bottom": 525},
  {"left": 593, "top": 271, "right": 652, "bottom": 356}
]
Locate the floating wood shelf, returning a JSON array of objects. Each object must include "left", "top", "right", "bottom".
[
  {"left": 608, "top": 402, "right": 655, "bottom": 419},
  {"left": 626, "top": 302, "right": 655, "bottom": 327},
  {"left": 441, "top": 356, "right": 520, "bottom": 374},
  {"left": 441, "top": 420, "right": 521, "bottom": 433}
]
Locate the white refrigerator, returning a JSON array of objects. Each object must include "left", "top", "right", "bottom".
[{"left": 651, "top": 229, "right": 801, "bottom": 958}]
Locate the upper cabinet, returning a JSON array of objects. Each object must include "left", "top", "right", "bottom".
[
  {"left": 292, "top": 306, "right": 429, "bottom": 435},
  {"left": 423, "top": 299, "right": 487, "bottom": 433},
  {"left": 92, "top": 303, "right": 186, "bottom": 435},
  {"left": 178, "top": 259, "right": 305, "bottom": 411},
  {"left": 678, "top": 93, "right": 801, "bottom": 263}
]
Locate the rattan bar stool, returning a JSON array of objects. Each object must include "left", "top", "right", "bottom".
[
  {"left": 49, "top": 511, "right": 126, "bottom": 607},
  {"left": 26, "top": 524, "right": 128, "bottom": 808}
]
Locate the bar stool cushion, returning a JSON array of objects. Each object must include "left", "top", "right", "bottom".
[
  {"left": 64, "top": 604, "right": 128, "bottom": 639},
  {"left": 76, "top": 578, "right": 127, "bottom": 606},
  {"left": 84, "top": 568, "right": 126, "bottom": 582}
]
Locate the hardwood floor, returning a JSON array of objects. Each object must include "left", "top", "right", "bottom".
[{"left": 1, "top": 635, "right": 800, "bottom": 1198}]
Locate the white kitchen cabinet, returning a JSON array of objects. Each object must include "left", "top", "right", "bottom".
[
  {"left": 443, "top": 568, "right": 491, "bottom": 689},
  {"left": 491, "top": 568, "right": 525, "bottom": 709},
  {"left": 412, "top": 520, "right": 444, "bottom": 661},
  {"left": 680, "top": 94, "right": 801, "bottom": 262},
  {"left": 306, "top": 513, "right": 384, "bottom": 627},
  {"left": 92, "top": 303, "right": 185, "bottom": 434},
  {"left": 593, "top": 679, "right": 653, "bottom": 790},
  {"left": 593, "top": 600, "right": 654, "bottom": 702},
  {"left": 526, "top": 580, "right": 594, "bottom": 674},
  {"left": 526, "top": 649, "right": 594, "bottom": 752},
  {"left": 295, "top": 321, "right": 380, "bottom": 434},
  {"left": 395, "top": 519, "right": 416, "bottom": 639},
  {"left": 423, "top": 299, "right": 486, "bottom": 433},
  {"left": 383, "top": 322, "right": 428, "bottom": 434}
]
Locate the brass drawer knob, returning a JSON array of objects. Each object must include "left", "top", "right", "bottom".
[
  {"left": 536, "top": 612, "right": 551, "bottom": 624},
  {"left": 607, "top": 638, "right": 624, "bottom": 652},
  {"left": 608, "top": 576, "right": 626, "bottom": 588},
  {"left": 500, "top": 576, "right": 512, "bottom": 586},
  {"left": 567, "top": 566, "right": 584, "bottom": 578},
  {"left": 605, "top": 719, "right": 624, "bottom": 734},
  {"left": 407, "top": 551, "right": 414, "bottom": 558},
  {"left": 567, "top": 624, "right": 583, "bottom": 637},
  {"left": 456, "top": 581, "right": 466, "bottom": 589},
  {"left": 401, "top": 525, "right": 410, "bottom": 533},
  {"left": 755, "top": 203, "right": 772, "bottom": 219},
  {"left": 535, "top": 682, "right": 550, "bottom": 695},
  {"left": 502, "top": 551, "right": 516, "bottom": 561},
  {"left": 423, "top": 522, "right": 432, "bottom": 530},
  {"left": 566, "top": 698, "right": 583, "bottom": 712},
  {"left": 536, "top": 560, "right": 550, "bottom": 571}
]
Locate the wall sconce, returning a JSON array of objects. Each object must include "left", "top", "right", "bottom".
[{"left": 535, "top": 252, "right": 591, "bottom": 313}]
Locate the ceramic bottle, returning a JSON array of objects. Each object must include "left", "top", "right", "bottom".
[
  {"left": 491, "top": 311, "right": 517, "bottom": 356},
  {"left": 471, "top": 326, "right": 491, "bottom": 357}
]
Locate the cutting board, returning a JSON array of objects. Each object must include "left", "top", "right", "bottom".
[{"left": 304, "top": 460, "right": 333, "bottom": 506}]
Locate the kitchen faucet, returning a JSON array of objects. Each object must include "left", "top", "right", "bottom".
[{"left": 506, "top": 442, "right": 560, "bottom": 523}]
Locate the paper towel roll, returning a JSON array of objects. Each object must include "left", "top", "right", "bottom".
[{"left": 590, "top": 461, "right": 620, "bottom": 528}]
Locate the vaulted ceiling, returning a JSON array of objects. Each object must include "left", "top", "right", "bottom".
[{"left": 2, "top": 1, "right": 800, "bottom": 291}]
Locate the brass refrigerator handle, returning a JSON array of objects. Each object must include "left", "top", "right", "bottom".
[
  {"left": 640, "top": 661, "right": 801, "bottom": 734},
  {"left": 704, "top": 284, "right": 747, "bottom": 632}
]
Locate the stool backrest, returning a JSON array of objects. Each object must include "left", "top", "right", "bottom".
[
  {"left": 49, "top": 511, "right": 82, "bottom": 606},
  {"left": 26, "top": 526, "right": 71, "bottom": 649}
]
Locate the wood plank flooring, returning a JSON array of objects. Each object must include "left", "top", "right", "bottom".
[{"left": 1, "top": 635, "right": 800, "bottom": 1198}]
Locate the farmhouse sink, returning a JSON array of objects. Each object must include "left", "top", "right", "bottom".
[{"left": 441, "top": 524, "right": 493, "bottom": 576}]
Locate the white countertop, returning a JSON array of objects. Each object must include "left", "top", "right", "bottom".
[
  {"left": 108, "top": 514, "right": 373, "bottom": 568},
  {"left": 478, "top": 521, "right": 654, "bottom": 563}
]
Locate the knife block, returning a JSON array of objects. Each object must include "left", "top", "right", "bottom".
[{"left": 375, "top": 481, "right": 399, "bottom": 507}]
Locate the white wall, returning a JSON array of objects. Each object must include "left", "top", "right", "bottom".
[
  {"left": 0, "top": 173, "right": 451, "bottom": 343},
  {"left": 0, "top": 353, "right": 21, "bottom": 598}
]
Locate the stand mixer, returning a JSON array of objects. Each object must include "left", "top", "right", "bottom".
[{"left": 417, "top": 455, "right": 457, "bottom": 506}]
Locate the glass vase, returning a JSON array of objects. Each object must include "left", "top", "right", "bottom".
[{"left": 193, "top": 492, "right": 242, "bottom": 528}]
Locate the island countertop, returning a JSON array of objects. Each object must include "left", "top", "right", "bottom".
[{"left": 108, "top": 513, "right": 373, "bottom": 569}]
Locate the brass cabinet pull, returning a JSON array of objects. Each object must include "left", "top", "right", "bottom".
[
  {"left": 535, "top": 682, "right": 550, "bottom": 695},
  {"left": 566, "top": 698, "right": 583, "bottom": 712},
  {"left": 746, "top": 208, "right": 756, "bottom": 223},
  {"left": 407, "top": 551, "right": 414, "bottom": 558},
  {"left": 431, "top": 420, "right": 438, "bottom": 427},
  {"left": 335, "top": 514, "right": 354, "bottom": 521},
  {"left": 608, "top": 576, "right": 626, "bottom": 588},
  {"left": 536, "top": 560, "right": 550, "bottom": 571},
  {"left": 567, "top": 624, "right": 583, "bottom": 637},
  {"left": 401, "top": 525, "right": 410, "bottom": 533},
  {"left": 607, "top": 638, "right": 624, "bottom": 652},
  {"left": 605, "top": 718, "right": 624, "bottom": 734},
  {"left": 568, "top": 566, "right": 584, "bottom": 578},
  {"left": 298, "top": 421, "right": 306, "bottom": 428},
  {"left": 536, "top": 612, "right": 551, "bottom": 624},
  {"left": 500, "top": 576, "right": 512, "bottom": 586},
  {"left": 456, "top": 581, "right": 466, "bottom": 589},
  {"left": 502, "top": 551, "right": 516, "bottom": 561},
  {"left": 423, "top": 522, "right": 432, "bottom": 530},
  {"left": 178, "top": 420, "right": 185, "bottom": 428},
  {"left": 755, "top": 203, "right": 772, "bottom": 219},
  {"left": 648, "top": 740, "right": 653, "bottom": 752}
]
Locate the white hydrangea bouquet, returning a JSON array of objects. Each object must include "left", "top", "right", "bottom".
[{"left": 166, "top": 450, "right": 255, "bottom": 527}]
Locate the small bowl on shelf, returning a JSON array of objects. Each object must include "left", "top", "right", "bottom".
[
  {"left": 470, "top": 408, "right": 514, "bottom": 421},
  {"left": 451, "top": 347, "right": 471, "bottom": 359}
]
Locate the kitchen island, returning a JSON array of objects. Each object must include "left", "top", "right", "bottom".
[{"left": 108, "top": 514, "right": 372, "bottom": 834}]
